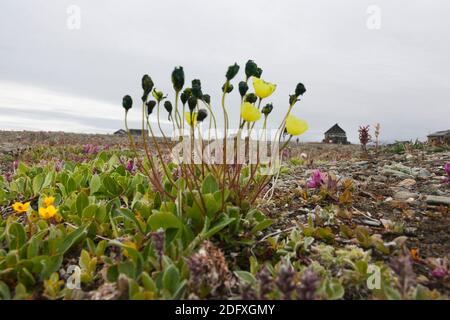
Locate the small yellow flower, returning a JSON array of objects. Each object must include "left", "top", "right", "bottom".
[
  {"left": 12, "top": 201, "right": 30, "bottom": 213},
  {"left": 43, "top": 196, "right": 55, "bottom": 207},
  {"left": 252, "top": 77, "right": 276, "bottom": 99},
  {"left": 184, "top": 112, "right": 197, "bottom": 127},
  {"left": 285, "top": 115, "right": 308, "bottom": 136},
  {"left": 39, "top": 205, "right": 57, "bottom": 220},
  {"left": 241, "top": 102, "right": 261, "bottom": 122}
]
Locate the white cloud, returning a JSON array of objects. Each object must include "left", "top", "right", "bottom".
[{"left": 0, "top": 81, "right": 170, "bottom": 133}]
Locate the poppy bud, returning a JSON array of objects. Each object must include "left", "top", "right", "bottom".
[
  {"left": 239, "top": 81, "right": 249, "bottom": 97},
  {"left": 180, "top": 93, "right": 188, "bottom": 105},
  {"left": 255, "top": 67, "right": 263, "bottom": 78},
  {"left": 142, "top": 75, "right": 154, "bottom": 95},
  {"left": 222, "top": 83, "right": 233, "bottom": 93},
  {"left": 141, "top": 75, "right": 153, "bottom": 102},
  {"left": 245, "top": 93, "right": 257, "bottom": 104},
  {"left": 122, "top": 95, "right": 133, "bottom": 111},
  {"left": 289, "top": 94, "right": 298, "bottom": 105},
  {"left": 188, "top": 96, "right": 197, "bottom": 112},
  {"left": 295, "top": 83, "right": 306, "bottom": 96},
  {"left": 245, "top": 60, "right": 258, "bottom": 79},
  {"left": 152, "top": 89, "right": 166, "bottom": 102},
  {"left": 262, "top": 103, "right": 273, "bottom": 116},
  {"left": 226, "top": 63, "right": 240, "bottom": 81},
  {"left": 146, "top": 100, "right": 156, "bottom": 115},
  {"left": 191, "top": 79, "right": 203, "bottom": 99},
  {"left": 197, "top": 108, "right": 208, "bottom": 122},
  {"left": 164, "top": 101, "right": 173, "bottom": 114},
  {"left": 180, "top": 87, "right": 192, "bottom": 105},
  {"left": 171, "top": 66, "right": 185, "bottom": 92},
  {"left": 202, "top": 94, "right": 211, "bottom": 104}
]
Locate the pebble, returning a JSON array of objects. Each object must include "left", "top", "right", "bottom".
[
  {"left": 381, "top": 163, "right": 433, "bottom": 179},
  {"left": 393, "top": 191, "right": 419, "bottom": 200},
  {"left": 425, "top": 195, "right": 450, "bottom": 206},
  {"left": 360, "top": 219, "right": 382, "bottom": 227},
  {"left": 397, "top": 178, "right": 416, "bottom": 187},
  {"left": 382, "top": 168, "right": 413, "bottom": 178},
  {"left": 416, "top": 168, "right": 431, "bottom": 178}
]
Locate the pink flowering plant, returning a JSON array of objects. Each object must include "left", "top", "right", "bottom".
[
  {"left": 307, "top": 170, "right": 328, "bottom": 189},
  {"left": 444, "top": 163, "right": 450, "bottom": 183}
]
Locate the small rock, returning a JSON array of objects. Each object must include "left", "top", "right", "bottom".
[
  {"left": 381, "top": 169, "right": 413, "bottom": 178},
  {"left": 417, "top": 168, "right": 431, "bottom": 178},
  {"left": 393, "top": 191, "right": 419, "bottom": 200},
  {"left": 425, "top": 195, "right": 450, "bottom": 206},
  {"left": 360, "top": 218, "right": 382, "bottom": 227},
  {"left": 397, "top": 178, "right": 416, "bottom": 187}
]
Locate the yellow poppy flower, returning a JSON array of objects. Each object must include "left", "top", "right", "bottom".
[
  {"left": 12, "top": 201, "right": 30, "bottom": 213},
  {"left": 43, "top": 196, "right": 55, "bottom": 207},
  {"left": 241, "top": 102, "right": 261, "bottom": 122},
  {"left": 39, "top": 205, "right": 57, "bottom": 220},
  {"left": 252, "top": 77, "right": 276, "bottom": 99},
  {"left": 184, "top": 112, "right": 197, "bottom": 127},
  {"left": 285, "top": 115, "right": 308, "bottom": 136}
]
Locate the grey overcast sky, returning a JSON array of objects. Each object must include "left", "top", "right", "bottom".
[{"left": 0, "top": 0, "right": 449, "bottom": 142}]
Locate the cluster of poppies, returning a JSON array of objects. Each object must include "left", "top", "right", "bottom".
[
  {"left": 239, "top": 70, "right": 308, "bottom": 137},
  {"left": 121, "top": 60, "right": 309, "bottom": 139},
  {"left": 12, "top": 196, "right": 59, "bottom": 221}
]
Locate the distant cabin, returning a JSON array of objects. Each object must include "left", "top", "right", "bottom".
[
  {"left": 114, "top": 129, "right": 148, "bottom": 136},
  {"left": 323, "top": 124, "right": 349, "bottom": 144},
  {"left": 427, "top": 130, "right": 450, "bottom": 146},
  {"left": 114, "top": 129, "right": 126, "bottom": 135}
]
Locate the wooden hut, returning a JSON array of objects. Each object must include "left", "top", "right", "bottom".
[{"left": 323, "top": 124, "right": 349, "bottom": 144}]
